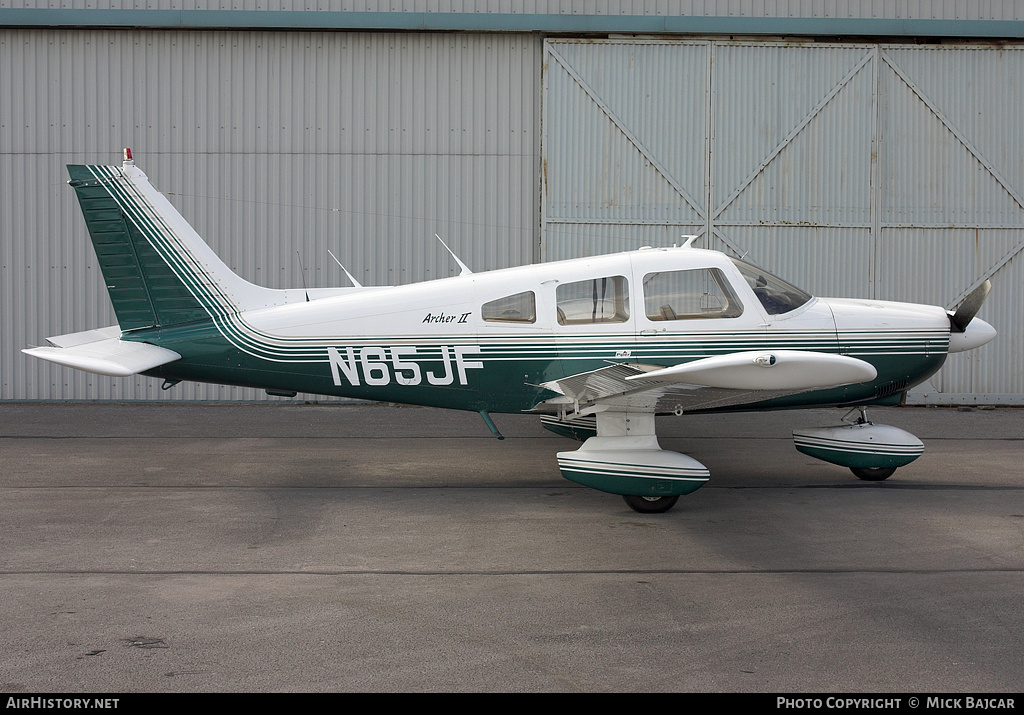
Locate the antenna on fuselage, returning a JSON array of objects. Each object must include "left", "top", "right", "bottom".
[
  {"left": 296, "top": 251, "right": 310, "bottom": 302},
  {"left": 327, "top": 249, "right": 364, "bottom": 288},
  {"left": 680, "top": 235, "right": 699, "bottom": 248},
  {"left": 435, "top": 234, "right": 473, "bottom": 276}
]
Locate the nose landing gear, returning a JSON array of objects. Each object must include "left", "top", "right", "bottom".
[{"left": 793, "top": 408, "right": 924, "bottom": 482}]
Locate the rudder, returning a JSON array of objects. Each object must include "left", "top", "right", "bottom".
[{"left": 67, "top": 153, "right": 279, "bottom": 332}]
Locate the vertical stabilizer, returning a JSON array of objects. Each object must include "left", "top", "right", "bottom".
[{"left": 68, "top": 153, "right": 280, "bottom": 331}]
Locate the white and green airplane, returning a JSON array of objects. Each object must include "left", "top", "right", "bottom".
[{"left": 25, "top": 151, "right": 997, "bottom": 513}]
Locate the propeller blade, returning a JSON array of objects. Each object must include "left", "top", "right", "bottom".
[{"left": 949, "top": 280, "right": 991, "bottom": 333}]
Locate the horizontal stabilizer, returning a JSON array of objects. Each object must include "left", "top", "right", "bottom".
[
  {"left": 624, "top": 350, "right": 877, "bottom": 391},
  {"left": 44, "top": 325, "right": 122, "bottom": 348},
  {"left": 23, "top": 328, "right": 180, "bottom": 377}
]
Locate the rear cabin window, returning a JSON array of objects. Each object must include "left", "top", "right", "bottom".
[
  {"left": 556, "top": 276, "right": 630, "bottom": 325},
  {"left": 642, "top": 268, "right": 743, "bottom": 321},
  {"left": 481, "top": 291, "right": 536, "bottom": 324}
]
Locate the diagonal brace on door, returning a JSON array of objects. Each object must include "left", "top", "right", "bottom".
[
  {"left": 546, "top": 44, "right": 706, "bottom": 221},
  {"left": 712, "top": 49, "right": 875, "bottom": 222},
  {"left": 883, "top": 51, "right": 1024, "bottom": 307}
]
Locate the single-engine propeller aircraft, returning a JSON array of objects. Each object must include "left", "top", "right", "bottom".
[{"left": 25, "top": 151, "right": 997, "bottom": 512}]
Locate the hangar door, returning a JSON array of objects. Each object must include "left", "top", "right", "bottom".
[{"left": 541, "top": 39, "right": 1024, "bottom": 402}]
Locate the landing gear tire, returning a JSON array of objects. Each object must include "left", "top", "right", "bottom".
[
  {"left": 850, "top": 466, "right": 897, "bottom": 481},
  {"left": 622, "top": 495, "right": 680, "bottom": 514}
]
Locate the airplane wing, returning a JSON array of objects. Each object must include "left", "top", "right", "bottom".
[
  {"left": 23, "top": 326, "right": 181, "bottom": 377},
  {"left": 535, "top": 350, "right": 877, "bottom": 416}
]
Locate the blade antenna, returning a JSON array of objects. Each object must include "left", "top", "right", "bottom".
[
  {"left": 327, "top": 249, "right": 363, "bottom": 288},
  {"left": 435, "top": 234, "right": 473, "bottom": 276},
  {"left": 296, "top": 251, "right": 310, "bottom": 302}
]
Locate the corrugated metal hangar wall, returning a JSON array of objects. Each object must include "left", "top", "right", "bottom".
[{"left": 1, "top": 3, "right": 1022, "bottom": 403}]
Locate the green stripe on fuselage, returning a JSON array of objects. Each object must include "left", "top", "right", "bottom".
[{"left": 128, "top": 316, "right": 948, "bottom": 415}]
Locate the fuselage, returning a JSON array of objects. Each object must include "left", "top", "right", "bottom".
[{"left": 131, "top": 245, "right": 954, "bottom": 414}]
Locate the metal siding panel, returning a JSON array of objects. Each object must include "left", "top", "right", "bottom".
[
  {"left": 544, "top": 223, "right": 706, "bottom": 263},
  {"left": 712, "top": 43, "right": 875, "bottom": 228},
  {"left": 2, "top": 30, "right": 542, "bottom": 157},
  {"left": 4, "top": 1, "right": 1024, "bottom": 21},
  {"left": 2, "top": 28, "right": 541, "bottom": 400},
  {"left": 879, "top": 46, "right": 1024, "bottom": 228},
  {"left": 542, "top": 39, "right": 709, "bottom": 254},
  {"left": 553, "top": 40, "right": 708, "bottom": 221}
]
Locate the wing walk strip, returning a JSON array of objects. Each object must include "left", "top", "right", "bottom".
[{"left": 92, "top": 166, "right": 950, "bottom": 367}]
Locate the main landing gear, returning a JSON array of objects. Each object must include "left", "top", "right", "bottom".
[{"left": 554, "top": 412, "right": 709, "bottom": 515}]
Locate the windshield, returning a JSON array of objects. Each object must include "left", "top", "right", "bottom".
[{"left": 731, "top": 258, "right": 813, "bottom": 315}]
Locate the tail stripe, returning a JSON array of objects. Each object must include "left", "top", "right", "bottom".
[
  {"left": 88, "top": 166, "right": 237, "bottom": 318},
  {"left": 86, "top": 165, "right": 329, "bottom": 362},
  {"left": 85, "top": 166, "right": 295, "bottom": 362}
]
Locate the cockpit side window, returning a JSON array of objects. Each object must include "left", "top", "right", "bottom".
[
  {"left": 556, "top": 276, "right": 630, "bottom": 325},
  {"left": 731, "top": 259, "right": 813, "bottom": 315},
  {"left": 642, "top": 268, "right": 743, "bottom": 321},
  {"left": 482, "top": 291, "right": 536, "bottom": 324}
]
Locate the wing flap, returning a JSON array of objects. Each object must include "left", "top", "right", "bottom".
[
  {"left": 540, "top": 362, "right": 654, "bottom": 403},
  {"left": 24, "top": 328, "right": 180, "bottom": 377}
]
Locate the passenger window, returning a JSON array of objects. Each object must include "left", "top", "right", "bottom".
[
  {"left": 643, "top": 268, "right": 743, "bottom": 321},
  {"left": 556, "top": 276, "right": 630, "bottom": 325},
  {"left": 482, "top": 291, "right": 536, "bottom": 324}
]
